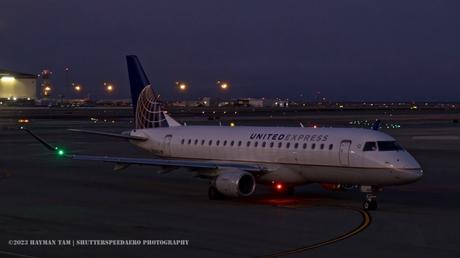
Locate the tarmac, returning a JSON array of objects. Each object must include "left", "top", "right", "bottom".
[{"left": 0, "top": 110, "right": 459, "bottom": 258}]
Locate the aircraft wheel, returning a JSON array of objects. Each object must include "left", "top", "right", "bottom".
[{"left": 363, "top": 199, "right": 378, "bottom": 210}]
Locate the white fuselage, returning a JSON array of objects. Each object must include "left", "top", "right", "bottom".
[{"left": 129, "top": 126, "right": 423, "bottom": 186}]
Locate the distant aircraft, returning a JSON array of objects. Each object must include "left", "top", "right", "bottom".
[{"left": 24, "top": 55, "right": 423, "bottom": 210}]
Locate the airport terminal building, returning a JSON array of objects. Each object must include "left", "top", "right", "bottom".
[{"left": 0, "top": 69, "right": 37, "bottom": 101}]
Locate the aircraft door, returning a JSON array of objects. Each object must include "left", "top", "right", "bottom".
[
  {"left": 339, "top": 140, "right": 351, "bottom": 166},
  {"left": 163, "top": 134, "right": 173, "bottom": 156}
]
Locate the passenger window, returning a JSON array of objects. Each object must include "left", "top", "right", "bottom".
[
  {"left": 201, "top": 139, "right": 205, "bottom": 145},
  {"left": 209, "top": 140, "right": 213, "bottom": 146},
  {"left": 294, "top": 143, "right": 299, "bottom": 149},
  {"left": 194, "top": 139, "right": 198, "bottom": 145},
  {"left": 188, "top": 139, "right": 191, "bottom": 145},
  {"left": 311, "top": 143, "right": 316, "bottom": 150},
  {"left": 270, "top": 142, "right": 274, "bottom": 148},
  {"left": 246, "top": 141, "right": 251, "bottom": 147},
  {"left": 329, "top": 144, "right": 333, "bottom": 150},
  {"left": 278, "top": 142, "right": 282, "bottom": 148},
  {"left": 254, "top": 142, "right": 258, "bottom": 147},
  {"left": 223, "top": 140, "right": 227, "bottom": 146},
  {"left": 238, "top": 141, "right": 242, "bottom": 147},
  {"left": 262, "top": 142, "right": 266, "bottom": 147},
  {"left": 216, "top": 140, "right": 220, "bottom": 146},
  {"left": 181, "top": 139, "right": 185, "bottom": 144},
  {"left": 303, "top": 143, "right": 307, "bottom": 149},
  {"left": 320, "top": 144, "right": 324, "bottom": 150},
  {"left": 286, "top": 142, "right": 290, "bottom": 149},
  {"left": 363, "top": 142, "right": 377, "bottom": 151},
  {"left": 230, "top": 141, "right": 234, "bottom": 146}
]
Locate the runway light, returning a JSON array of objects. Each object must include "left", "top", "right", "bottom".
[
  {"left": 230, "top": 122, "right": 235, "bottom": 127},
  {"left": 74, "top": 85, "right": 82, "bottom": 92},
  {"left": 1, "top": 76, "right": 15, "bottom": 82}
]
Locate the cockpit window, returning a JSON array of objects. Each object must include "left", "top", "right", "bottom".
[
  {"left": 363, "top": 142, "right": 377, "bottom": 151},
  {"left": 377, "top": 141, "right": 404, "bottom": 151}
]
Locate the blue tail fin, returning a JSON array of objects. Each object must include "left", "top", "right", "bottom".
[
  {"left": 126, "top": 55, "right": 151, "bottom": 114},
  {"left": 126, "top": 55, "right": 180, "bottom": 129}
]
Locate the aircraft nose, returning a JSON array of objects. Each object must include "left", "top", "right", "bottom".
[{"left": 396, "top": 168, "right": 423, "bottom": 184}]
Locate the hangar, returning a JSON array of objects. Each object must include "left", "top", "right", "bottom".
[{"left": 0, "top": 69, "right": 37, "bottom": 100}]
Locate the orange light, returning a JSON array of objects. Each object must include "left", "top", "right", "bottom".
[
  {"left": 179, "top": 83, "right": 187, "bottom": 91},
  {"left": 217, "top": 81, "right": 230, "bottom": 90}
]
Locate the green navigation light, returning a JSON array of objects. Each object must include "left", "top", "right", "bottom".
[{"left": 56, "top": 148, "right": 65, "bottom": 156}]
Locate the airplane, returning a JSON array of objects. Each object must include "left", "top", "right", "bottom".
[{"left": 23, "top": 55, "right": 423, "bottom": 210}]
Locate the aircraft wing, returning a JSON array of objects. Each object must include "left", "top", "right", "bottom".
[
  {"left": 68, "top": 129, "right": 148, "bottom": 141},
  {"left": 22, "top": 128, "right": 267, "bottom": 174},
  {"left": 69, "top": 154, "right": 265, "bottom": 172}
]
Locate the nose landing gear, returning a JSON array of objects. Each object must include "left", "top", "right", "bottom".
[
  {"left": 363, "top": 193, "right": 378, "bottom": 210},
  {"left": 360, "top": 185, "right": 381, "bottom": 210}
]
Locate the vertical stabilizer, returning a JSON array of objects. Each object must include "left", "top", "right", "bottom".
[{"left": 126, "top": 55, "right": 180, "bottom": 129}]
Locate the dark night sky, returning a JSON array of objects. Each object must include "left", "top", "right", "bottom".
[{"left": 1, "top": 0, "right": 459, "bottom": 101}]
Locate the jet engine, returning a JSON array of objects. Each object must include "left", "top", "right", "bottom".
[{"left": 213, "top": 168, "right": 256, "bottom": 197}]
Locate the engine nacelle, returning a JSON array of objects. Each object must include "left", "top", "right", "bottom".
[{"left": 213, "top": 168, "right": 256, "bottom": 197}]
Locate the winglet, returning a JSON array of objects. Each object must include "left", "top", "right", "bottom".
[
  {"left": 20, "top": 127, "right": 56, "bottom": 151},
  {"left": 21, "top": 127, "right": 67, "bottom": 156}
]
